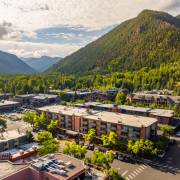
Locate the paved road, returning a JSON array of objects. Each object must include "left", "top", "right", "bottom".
[{"left": 112, "top": 138, "right": 180, "bottom": 180}]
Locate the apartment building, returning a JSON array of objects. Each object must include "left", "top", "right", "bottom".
[
  {"left": 37, "top": 105, "right": 158, "bottom": 140},
  {"left": 129, "top": 93, "right": 180, "bottom": 107},
  {"left": 75, "top": 102, "right": 174, "bottom": 125},
  {"left": 0, "top": 130, "right": 27, "bottom": 152}
]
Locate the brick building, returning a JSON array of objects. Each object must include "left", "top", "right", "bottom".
[
  {"left": 37, "top": 105, "right": 157, "bottom": 140},
  {"left": 128, "top": 93, "right": 180, "bottom": 107},
  {"left": 0, "top": 153, "right": 85, "bottom": 180},
  {"left": 75, "top": 102, "right": 174, "bottom": 125}
]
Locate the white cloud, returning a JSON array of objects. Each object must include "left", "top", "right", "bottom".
[
  {"left": 0, "top": 0, "right": 179, "bottom": 57},
  {"left": 0, "top": 40, "right": 81, "bottom": 58},
  {"left": 0, "top": 0, "right": 179, "bottom": 31}
]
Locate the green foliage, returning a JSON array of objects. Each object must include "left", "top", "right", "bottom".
[
  {"left": 128, "top": 139, "right": 158, "bottom": 157},
  {"left": 101, "top": 131, "right": 119, "bottom": 149},
  {"left": 38, "top": 139, "right": 59, "bottom": 156},
  {"left": 109, "top": 169, "right": 125, "bottom": 180},
  {"left": 154, "top": 136, "right": 168, "bottom": 153},
  {"left": 36, "top": 131, "right": 53, "bottom": 144},
  {"left": 36, "top": 130, "right": 59, "bottom": 156},
  {"left": 47, "top": 119, "right": 59, "bottom": 133},
  {"left": 0, "top": 61, "right": 179, "bottom": 96},
  {"left": 34, "top": 113, "right": 46, "bottom": 129},
  {"left": 25, "top": 130, "right": 34, "bottom": 142},
  {"left": 115, "top": 92, "right": 127, "bottom": 105},
  {"left": 160, "top": 125, "right": 173, "bottom": 137},
  {"left": 63, "top": 141, "right": 87, "bottom": 159},
  {"left": 0, "top": 117, "right": 7, "bottom": 128},
  {"left": 23, "top": 112, "right": 36, "bottom": 125},
  {"left": 90, "top": 150, "right": 115, "bottom": 169},
  {"left": 84, "top": 129, "right": 96, "bottom": 143},
  {"left": 48, "top": 10, "right": 180, "bottom": 75}
]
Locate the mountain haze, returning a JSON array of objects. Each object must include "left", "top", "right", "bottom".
[
  {"left": 22, "top": 56, "right": 61, "bottom": 72},
  {"left": 48, "top": 10, "right": 180, "bottom": 74},
  {"left": 0, "top": 51, "right": 36, "bottom": 74}
]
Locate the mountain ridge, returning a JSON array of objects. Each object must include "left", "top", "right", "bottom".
[
  {"left": 0, "top": 50, "right": 36, "bottom": 74},
  {"left": 22, "top": 56, "right": 62, "bottom": 72},
  {"left": 47, "top": 10, "right": 180, "bottom": 74}
]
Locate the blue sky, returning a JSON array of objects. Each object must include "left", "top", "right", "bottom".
[
  {"left": 0, "top": 0, "right": 179, "bottom": 58},
  {"left": 22, "top": 26, "right": 114, "bottom": 45}
]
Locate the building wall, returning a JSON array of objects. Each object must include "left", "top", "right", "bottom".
[
  {"left": 0, "top": 135, "right": 27, "bottom": 152},
  {"left": 3, "top": 167, "right": 31, "bottom": 180}
]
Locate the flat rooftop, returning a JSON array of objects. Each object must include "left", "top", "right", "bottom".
[
  {"left": 149, "top": 109, "right": 174, "bottom": 117},
  {"left": 0, "top": 100, "right": 20, "bottom": 107},
  {"left": 119, "top": 105, "right": 152, "bottom": 113},
  {"left": 0, "top": 130, "right": 25, "bottom": 142},
  {"left": 38, "top": 105, "right": 92, "bottom": 116},
  {"left": 85, "top": 111, "right": 157, "bottom": 128},
  {"left": 0, "top": 161, "right": 27, "bottom": 179},
  {"left": 31, "top": 153, "right": 85, "bottom": 180},
  {"left": 38, "top": 105, "right": 157, "bottom": 128},
  {"left": 75, "top": 102, "right": 174, "bottom": 118},
  {"left": 32, "top": 94, "right": 58, "bottom": 99}
]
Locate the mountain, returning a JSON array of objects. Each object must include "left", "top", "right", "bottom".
[
  {"left": 176, "top": 15, "right": 180, "bottom": 19},
  {"left": 48, "top": 10, "right": 180, "bottom": 74},
  {"left": 22, "top": 56, "right": 62, "bottom": 72},
  {"left": 0, "top": 51, "right": 36, "bottom": 74}
]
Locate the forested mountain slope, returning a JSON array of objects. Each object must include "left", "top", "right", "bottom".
[{"left": 48, "top": 10, "right": 180, "bottom": 74}]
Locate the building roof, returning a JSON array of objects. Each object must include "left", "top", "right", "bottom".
[
  {"left": 84, "top": 101, "right": 102, "bottom": 106},
  {"left": 31, "top": 153, "right": 85, "bottom": 180},
  {"left": 119, "top": 105, "right": 152, "bottom": 113},
  {"left": 0, "top": 130, "right": 25, "bottom": 143},
  {"left": 132, "top": 93, "right": 180, "bottom": 104},
  {"left": 37, "top": 105, "right": 157, "bottom": 128},
  {"left": 0, "top": 100, "right": 20, "bottom": 107},
  {"left": 149, "top": 109, "right": 174, "bottom": 118},
  {"left": 38, "top": 105, "right": 92, "bottom": 116},
  {"left": 32, "top": 94, "right": 58, "bottom": 100},
  {"left": 0, "top": 161, "right": 28, "bottom": 179},
  {"left": 84, "top": 111, "right": 157, "bottom": 128}
]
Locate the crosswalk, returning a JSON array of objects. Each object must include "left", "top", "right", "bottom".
[
  {"left": 120, "top": 162, "right": 180, "bottom": 180},
  {"left": 122, "top": 164, "right": 148, "bottom": 180},
  {"left": 150, "top": 161, "right": 180, "bottom": 172}
]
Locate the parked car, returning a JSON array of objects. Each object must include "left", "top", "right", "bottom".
[
  {"left": 84, "top": 143, "right": 95, "bottom": 150},
  {"left": 158, "top": 151, "right": 166, "bottom": 158},
  {"left": 175, "top": 131, "right": 180, "bottom": 137}
]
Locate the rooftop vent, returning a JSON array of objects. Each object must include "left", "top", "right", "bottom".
[{"left": 65, "top": 161, "right": 73, "bottom": 168}]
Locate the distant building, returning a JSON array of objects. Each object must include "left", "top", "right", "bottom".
[
  {"left": 0, "top": 130, "right": 27, "bottom": 152},
  {"left": 1, "top": 153, "right": 85, "bottom": 180},
  {"left": 37, "top": 105, "right": 158, "bottom": 140},
  {"left": 0, "top": 93, "right": 13, "bottom": 100},
  {"left": 0, "top": 100, "right": 21, "bottom": 112},
  {"left": 59, "top": 89, "right": 119, "bottom": 102},
  {"left": 12, "top": 94, "right": 59, "bottom": 107},
  {"left": 128, "top": 93, "right": 180, "bottom": 107},
  {"left": 0, "top": 142, "right": 39, "bottom": 162}
]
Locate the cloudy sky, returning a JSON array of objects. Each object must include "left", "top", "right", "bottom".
[{"left": 0, "top": 0, "right": 179, "bottom": 58}]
